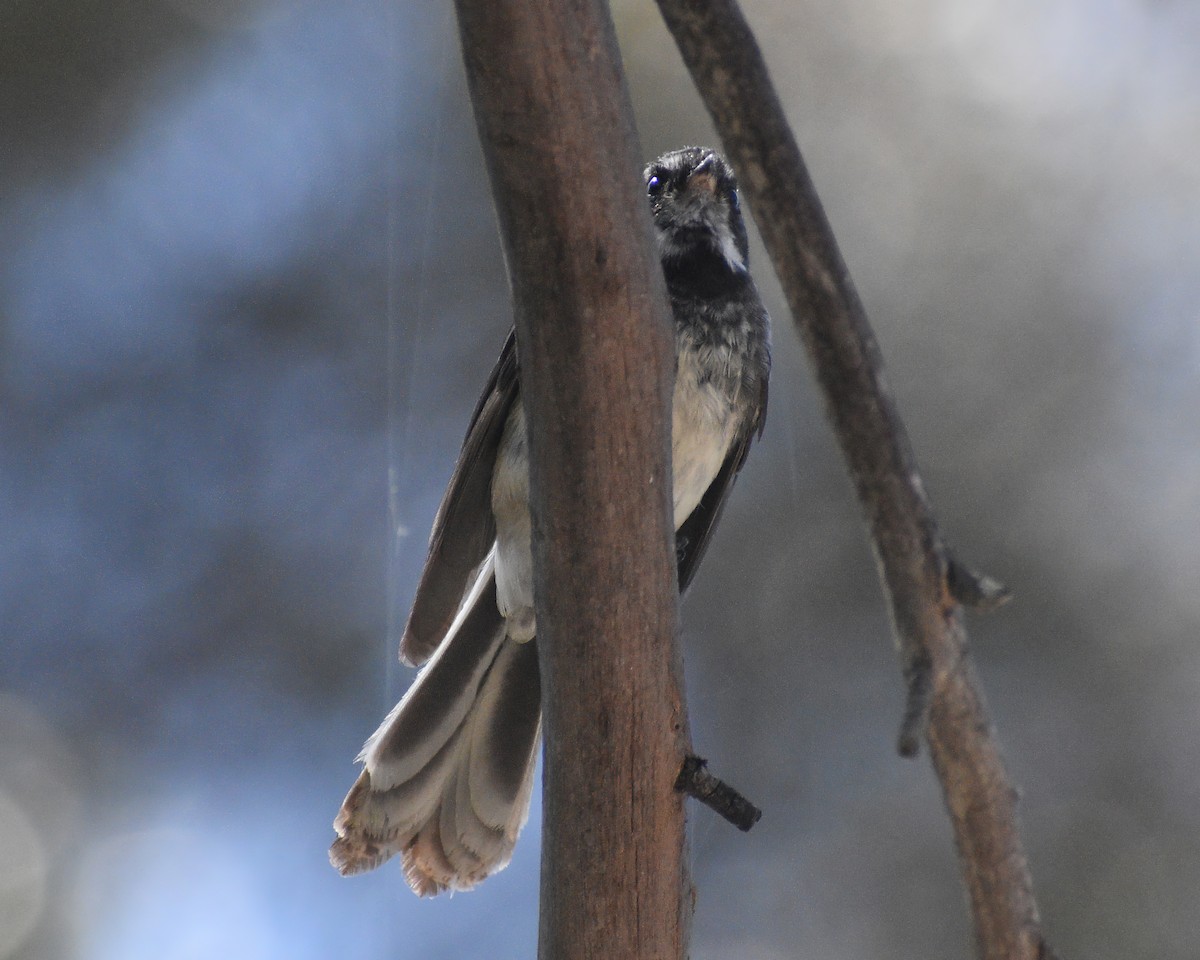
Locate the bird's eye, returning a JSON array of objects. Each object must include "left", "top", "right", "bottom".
[
  {"left": 729, "top": 188, "right": 740, "bottom": 210},
  {"left": 647, "top": 175, "right": 663, "bottom": 196}
]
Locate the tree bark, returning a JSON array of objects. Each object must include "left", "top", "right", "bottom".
[
  {"left": 654, "top": 1, "right": 1055, "bottom": 958},
  {"left": 454, "top": 1, "right": 690, "bottom": 959}
]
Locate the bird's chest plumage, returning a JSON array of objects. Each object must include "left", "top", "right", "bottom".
[
  {"left": 670, "top": 336, "right": 740, "bottom": 527},
  {"left": 489, "top": 311, "right": 752, "bottom": 637}
]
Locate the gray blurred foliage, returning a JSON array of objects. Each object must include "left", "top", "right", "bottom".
[{"left": 2, "top": 0, "right": 1199, "bottom": 958}]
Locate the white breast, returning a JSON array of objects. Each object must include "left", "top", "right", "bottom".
[
  {"left": 489, "top": 344, "right": 739, "bottom": 640},
  {"left": 671, "top": 342, "right": 738, "bottom": 527}
]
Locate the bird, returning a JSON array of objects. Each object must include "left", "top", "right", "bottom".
[{"left": 330, "top": 146, "right": 771, "bottom": 896}]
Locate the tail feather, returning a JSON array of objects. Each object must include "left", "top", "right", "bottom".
[
  {"left": 467, "top": 637, "right": 541, "bottom": 830},
  {"left": 329, "top": 722, "right": 467, "bottom": 874},
  {"left": 330, "top": 560, "right": 543, "bottom": 895},
  {"left": 361, "top": 556, "right": 504, "bottom": 788},
  {"left": 404, "top": 815, "right": 460, "bottom": 896},
  {"left": 401, "top": 637, "right": 541, "bottom": 894}
]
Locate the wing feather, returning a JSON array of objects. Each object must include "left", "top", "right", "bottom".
[{"left": 401, "top": 329, "right": 520, "bottom": 665}]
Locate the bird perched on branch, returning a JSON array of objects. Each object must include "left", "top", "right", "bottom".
[{"left": 330, "top": 146, "right": 771, "bottom": 895}]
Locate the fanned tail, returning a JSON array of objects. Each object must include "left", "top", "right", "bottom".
[{"left": 330, "top": 557, "right": 542, "bottom": 895}]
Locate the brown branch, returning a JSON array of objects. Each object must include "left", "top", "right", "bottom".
[
  {"left": 654, "top": 1, "right": 1053, "bottom": 958},
  {"left": 675, "top": 755, "right": 763, "bottom": 831},
  {"left": 948, "top": 555, "right": 1014, "bottom": 613},
  {"left": 453, "top": 1, "right": 691, "bottom": 958}
]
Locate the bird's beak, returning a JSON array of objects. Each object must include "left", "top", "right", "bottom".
[{"left": 687, "top": 153, "right": 719, "bottom": 196}]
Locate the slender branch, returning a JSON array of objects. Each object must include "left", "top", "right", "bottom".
[
  {"left": 654, "top": 1, "right": 1052, "bottom": 957},
  {"left": 676, "top": 755, "right": 763, "bottom": 831},
  {"left": 454, "top": 1, "right": 691, "bottom": 957},
  {"left": 948, "top": 556, "right": 1014, "bottom": 613}
]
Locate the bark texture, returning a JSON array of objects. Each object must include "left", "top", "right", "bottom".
[
  {"left": 454, "top": 1, "right": 690, "bottom": 957},
  {"left": 654, "top": 0, "right": 1054, "bottom": 957}
]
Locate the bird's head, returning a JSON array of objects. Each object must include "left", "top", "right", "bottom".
[{"left": 645, "top": 147, "right": 749, "bottom": 275}]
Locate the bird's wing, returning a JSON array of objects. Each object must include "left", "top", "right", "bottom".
[
  {"left": 675, "top": 370, "right": 767, "bottom": 592},
  {"left": 401, "top": 329, "right": 520, "bottom": 665}
]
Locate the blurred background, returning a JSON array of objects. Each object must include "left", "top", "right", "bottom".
[{"left": 3, "top": 0, "right": 1199, "bottom": 957}]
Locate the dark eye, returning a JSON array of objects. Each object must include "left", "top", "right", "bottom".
[
  {"left": 647, "top": 175, "right": 663, "bottom": 196},
  {"left": 729, "top": 188, "right": 740, "bottom": 210}
]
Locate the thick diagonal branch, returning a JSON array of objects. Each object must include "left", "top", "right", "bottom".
[
  {"left": 454, "top": 1, "right": 691, "bottom": 958},
  {"left": 654, "top": 1, "right": 1049, "bottom": 958}
]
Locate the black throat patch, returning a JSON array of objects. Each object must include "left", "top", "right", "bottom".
[{"left": 662, "top": 243, "right": 747, "bottom": 302}]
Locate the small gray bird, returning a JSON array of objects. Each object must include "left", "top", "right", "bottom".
[{"left": 330, "top": 146, "right": 771, "bottom": 895}]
